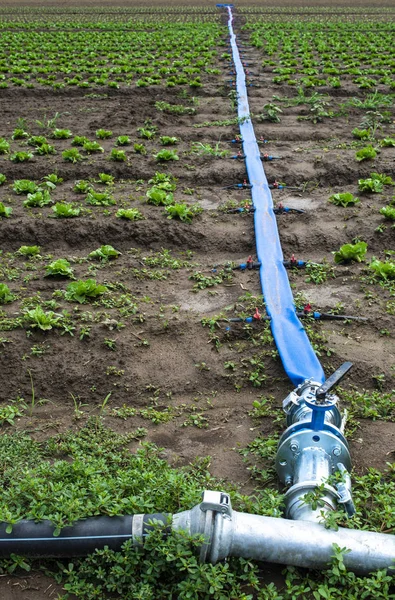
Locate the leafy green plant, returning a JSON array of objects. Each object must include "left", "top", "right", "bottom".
[
  {"left": 23, "top": 306, "right": 62, "bottom": 330},
  {"left": 257, "top": 102, "right": 283, "bottom": 122},
  {"left": 334, "top": 241, "right": 367, "bottom": 264},
  {"left": 358, "top": 178, "right": 383, "bottom": 193},
  {"left": 191, "top": 142, "right": 229, "bottom": 158},
  {"left": 52, "top": 128, "right": 72, "bottom": 139},
  {"left": 137, "top": 125, "right": 157, "bottom": 139},
  {"left": 13, "top": 180, "right": 38, "bottom": 195},
  {"left": 369, "top": 172, "right": 393, "bottom": 185},
  {"left": 148, "top": 172, "right": 177, "bottom": 190},
  {"left": 109, "top": 148, "right": 126, "bottom": 161},
  {"left": 52, "top": 203, "right": 80, "bottom": 218},
  {"left": 17, "top": 246, "right": 41, "bottom": 257},
  {"left": 0, "top": 174, "right": 6, "bottom": 185},
  {"left": 65, "top": 279, "right": 107, "bottom": 303},
  {"left": 380, "top": 137, "right": 395, "bottom": 147},
  {"left": 28, "top": 135, "right": 48, "bottom": 147},
  {"left": 10, "top": 151, "right": 33, "bottom": 162},
  {"left": 154, "top": 149, "right": 179, "bottom": 161},
  {"left": 0, "top": 284, "right": 15, "bottom": 304},
  {"left": 329, "top": 192, "right": 359, "bottom": 207},
  {"left": 116, "top": 136, "right": 130, "bottom": 146},
  {"left": 73, "top": 180, "right": 92, "bottom": 194},
  {"left": 96, "top": 129, "right": 112, "bottom": 139},
  {"left": 62, "top": 148, "right": 83, "bottom": 163},
  {"left": 44, "top": 174, "right": 63, "bottom": 185},
  {"left": 97, "top": 173, "right": 115, "bottom": 185},
  {"left": 146, "top": 186, "right": 174, "bottom": 206},
  {"left": 83, "top": 141, "right": 104, "bottom": 154},
  {"left": 12, "top": 128, "right": 28, "bottom": 140},
  {"left": 352, "top": 128, "right": 371, "bottom": 140},
  {"left": 0, "top": 138, "right": 10, "bottom": 154},
  {"left": 45, "top": 259, "right": 74, "bottom": 278},
  {"left": 355, "top": 145, "right": 377, "bottom": 161},
  {"left": 72, "top": 135, "right": 90, "bottom": 146},
  {"left": 160, "top": 136, "right": 178, "bottom": 145},
  {"left": 0, "top": 203, "right": 12, "bottom": 218},
  {"left": 369, "top": 259, "right": 395, "bottom": 280},
  {"left": 380, "top": 206, "right": 395, "bottom": 221},
  {"left": 116, "top": 208, "right": 144, "bottom": 221},
  {"left": 88, "top": 245, "right": 121, "bottom": 262},
  {"left": 133, "top": 143, "right": 146, "bottom": 154},
  {"left": 0, "top": 403, "right": 24, "bottom": 426},
  {"left": 85, "top": 191, "right": 115, "bottom": 206},
  {"left": 23, "top": 190, "right": 52, "bottom": 208},
  {"left": 155, "top": 101, "right": 196, "bottom": 115},
  {"left": 165, "top": 203, "right": 202, "bottom": 223},
  {"left": 305, "top": 261, "right": 334, "bottom": 284},
  {"left": 35, "top": 143, "right": 56, "bottom": 156}
]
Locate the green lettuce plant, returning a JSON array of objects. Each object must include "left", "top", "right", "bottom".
[
  {"left": 52, "top": 203, "right": 80, "bottom": 218},
  {"left": 10, "top": 151, "right": 33, "bottom": 162},
  {"left": 154, "top": 149, "right": 179, "bottom": 161},
  {"left": 379, "top": 206, "right": 395, "bottom": 221},
  {"left": 0, "top": 203, "right": 12, "bottom": 218},
  {"left": 65, "top": 279, "right": 107, "bottom": 303},
  {"left": 0, "top": 284, "right": 15, "bottom": 304},
  {"left": 165, "top": 203, "right": 202, "bottom": 223},
  {"left": 146, "top": 187, "right": 174, "bottom": 206},
  {"left": 333, "top": 241, "right": 367, "bottom": 264},
  {"left": 85, "top": 191, "right": 115, "bottom": 206},
  {"left": 116, "top": 208, "right": 144, "bottom": 221},
  {"left": 329, "top": 192, "right": 359, "bottom": 207},
  {"left": 45, "top": 259, "right": 74, "bottom": 278},
  {"left": 23, "top": 306, "right": 62, "bottom": 330},
  {"left": 17, "top": 246, "right": 41, "bottom": 257},
  {"left": 23, "top": 190, "right": 52, "bottom": 208},
  {"left": 369, "top": 259, "right": 395, "bottom": 280},
  {"left": 62, "top": 149, "right": 83, "bottom": 163},
  {"left": 88, "top": 245, "right": 121, "bottom": 262},
  {"left": 355, "top": 145, "right": 377, "bottom": 161}
]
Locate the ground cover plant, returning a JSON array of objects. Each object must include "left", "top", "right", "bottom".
[{"left": 0, "top": 2, "right": 394, "bottom": 599}]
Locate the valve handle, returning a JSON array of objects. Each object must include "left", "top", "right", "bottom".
[{"left": 316, "top": 362, "right": 353, "bottom": 403}]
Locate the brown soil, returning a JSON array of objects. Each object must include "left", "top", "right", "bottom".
[{"left": 0, "top": 3, "right": 394, "bottom": 599}]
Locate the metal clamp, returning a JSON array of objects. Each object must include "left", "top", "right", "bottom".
[{"left": 200, "top": 491, "right": 232, "bottom": 519}]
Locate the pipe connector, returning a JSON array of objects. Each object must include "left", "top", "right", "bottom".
[
  {"left": 276, "top": 363, "right": 355, "bottom": 522},
  {"left": 172, "top": 490, "right": 233, "bottom": 564}
]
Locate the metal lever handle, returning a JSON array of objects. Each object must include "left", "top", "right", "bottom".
[{"left": 316, "top": 362, "right": 353, "bottom": 402}]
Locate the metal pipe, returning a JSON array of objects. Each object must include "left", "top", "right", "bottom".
[{"left": 172, "top": 492, "right": 395, "bottom": 575}]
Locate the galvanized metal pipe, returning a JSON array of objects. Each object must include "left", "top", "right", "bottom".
[{"left": 173, "top": 495, "right": 395, "bottom": 575}]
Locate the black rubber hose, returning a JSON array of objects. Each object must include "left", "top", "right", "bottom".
[{"left": 0, "top": 514, "right": 170, "bottom": 557}]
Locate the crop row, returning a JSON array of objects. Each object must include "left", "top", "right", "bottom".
[{"left": 0, "top": 23, "right": 225, "bottom": 88}]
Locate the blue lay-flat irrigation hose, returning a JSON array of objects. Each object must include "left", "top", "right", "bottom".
[{"left": 225, "top": 6, "right": 325, "bottom": 386}]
